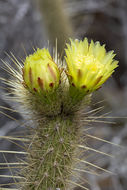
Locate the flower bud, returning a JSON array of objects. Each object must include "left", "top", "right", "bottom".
[
  {"left": 23, "top": 48, "right": 60, "bottom": 93},
  {"left": 65, "top": 38, "right": 118, "bottom": 94}
]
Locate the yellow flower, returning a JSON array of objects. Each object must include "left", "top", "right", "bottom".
[
  {"left": 65, "top": 38, "right": 118, "bottom": 93},
  {"left": 23, "top": 48, "right": 60, "bottom": 93}
]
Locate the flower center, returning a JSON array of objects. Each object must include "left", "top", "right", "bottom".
[{"left": 75, "top": 54, "right": 103, "bottom": 73}]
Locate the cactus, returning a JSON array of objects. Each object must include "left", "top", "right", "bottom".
[{"left": 0, "top": 38, "right": 118, "bottom": 190}]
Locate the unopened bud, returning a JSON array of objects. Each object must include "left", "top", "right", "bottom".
[{"left": 23, "top": 48, "right": 60, "bottom": 94}]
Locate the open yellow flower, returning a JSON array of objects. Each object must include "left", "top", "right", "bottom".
[
  {"left": 65, "top": 38, "right": 118, "bottom": 93},
  {"left": 23, "top": 48, "right": 60, "bottom": 93}
]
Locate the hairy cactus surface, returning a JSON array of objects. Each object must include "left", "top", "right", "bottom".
[{"left": 0, "top": 38, "right": 118, "bottom": 190}]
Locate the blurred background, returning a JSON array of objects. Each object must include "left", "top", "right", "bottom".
[{"left": 0, "top": 0, "right": 127, "bottom": 189}]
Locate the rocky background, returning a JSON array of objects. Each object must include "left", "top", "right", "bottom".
[{"left": 0, "top": 0, "right": 127, "bottom": 189}]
